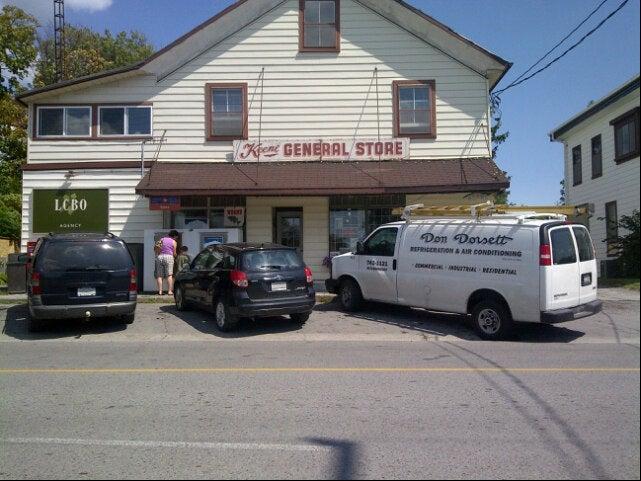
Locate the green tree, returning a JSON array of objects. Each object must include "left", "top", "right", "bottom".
[
  {"left": 607, "top": 210, "right": 640, "bottom": 278},
  {"left": 0, "top": 5, "right": 38, "bottom": 94},
  {"left": 0, "top": 6, "right": 37, "bottom": 240},
  {"left": 34, "top": 26, "right": 154, "bottom": 86},
  {"left": 491, "top": 96, "right": 510, "bottom": 204}
]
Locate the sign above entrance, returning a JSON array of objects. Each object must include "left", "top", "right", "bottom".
[
  {"left": 233, "top": 138, "right": 410, "bottom": 162},
  {"left": 150, "top": 196, "right": 181, "bottom": 211}
]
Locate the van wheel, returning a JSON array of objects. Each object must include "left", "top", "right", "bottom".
[
  {"left": 214, "top": 298, "right": 239, "bottom": 332},
  {"left": 339, "top": 279, "right": 363, "bottom": 312},
  {"left": 174, "top": 285, "right": 189, "bottom": 311},
  {"left": 290, "top": 312, "right": 310, "bottom": 325},
  {"left": 472, "top": 300, "right": 513, "bottom": 341}
]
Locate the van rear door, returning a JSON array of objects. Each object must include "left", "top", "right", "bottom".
[
  {"left": 544, "top": 226, "right": 581, "bottom": 310},
  {"left": 572, "top": 225, "right": 598, "bottom": 304}
]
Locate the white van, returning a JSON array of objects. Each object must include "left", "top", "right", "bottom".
[{"left": 326, "top": 212, "right": 602, "bottom": 340}]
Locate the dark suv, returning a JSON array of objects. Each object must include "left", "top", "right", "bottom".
[
  {"left": 174, "top": 243, "right": 315, "bottom": 332},
  {"left": 27, "top": 233, "right": 138, "bottom": 331}
]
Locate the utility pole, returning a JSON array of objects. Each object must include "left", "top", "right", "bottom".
[{"left": 54, "top": 0, "right": 66, "bottom": 82}]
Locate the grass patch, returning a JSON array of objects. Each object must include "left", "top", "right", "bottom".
[{"left": 599, "top": 278, "right": 640, "bottom": 291}]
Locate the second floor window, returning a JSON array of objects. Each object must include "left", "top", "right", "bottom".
[
  {"left": 611, "top": 107, "right": 640, "bottom": 163},
  {"left": 393, "top": 80, "right": 436, "bottom": 139},
  {"left": 206, "top": 84, "right": 247, "bottom": 140},
  {"left": 591, "top": 135, "right": 602, "bottom": 179},
  {"left": 37, "top": 106, "right": 91, "bottom": 138},
  {"left": 98, "top": 106, "right": 152, "bottom": 137},
  {"left": 300, "top": 0, "right": 340, "bottom": 51},
  {"left": 572, "top": 145, "right": 582, "bottom": 186}
]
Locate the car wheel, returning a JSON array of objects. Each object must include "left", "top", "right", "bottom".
[
  {"left": 472, "top": 300, "right": 513, "bottom": 341},
  {"left": 174, "top": 285, "right": 189, "bottom": 311},
  {"left": 339, "top": 279, "right": 363, "bottom": 312},
  {"left": 214, "top": 298, "right": 239, "bottom": 332},
  {"left": 290, "top": 312, "right": 310, "bottom": 325},
  {"left": 121, "top": 313, "right": 135, "bottom": 325}
]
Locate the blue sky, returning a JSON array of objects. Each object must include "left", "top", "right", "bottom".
[{"left": 7, "top": 0, "right": 641, "bottom": 205}]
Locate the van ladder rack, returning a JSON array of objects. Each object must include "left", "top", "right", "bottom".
[{"left": 394, "top": 202, "right": 593, "bottom": 222}]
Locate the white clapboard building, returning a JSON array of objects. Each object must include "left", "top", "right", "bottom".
[
  {"left": 17, "top": 0, "right": 511, "bottom": 285},
  {"left": 551, "top": 75, "right": 640, "bottom": 273}
]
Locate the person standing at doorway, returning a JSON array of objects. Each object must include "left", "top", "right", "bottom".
[{"left": 154, "top": 230, "right": 179, "bottom": 296}]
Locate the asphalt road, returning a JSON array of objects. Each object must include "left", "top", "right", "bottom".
[{"left": 0, "top": 290, "right": 639, "bottom": 479}]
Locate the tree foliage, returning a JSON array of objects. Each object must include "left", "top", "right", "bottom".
[
  {"left": 0, "top": 6, "right": 37, "bottom": 240},
  {"left": 34, "top": 26, "right": 154, "bottom": 86},
  {"left": 0, "top": 5, "right": 38, "bottom": 94},
  {"left": 491, "top": 97, "right": 510, "bottom": 204},
  {"left": 607, "top": 210, "right": 640, "bottom": 278}
]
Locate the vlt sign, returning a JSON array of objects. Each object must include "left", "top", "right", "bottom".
[{"left": 33, "top": 189, "right": 109, "bottom": 234}]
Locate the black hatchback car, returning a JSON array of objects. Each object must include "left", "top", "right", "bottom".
[
  {"left": 27, "top": 233, "right": 138, "bottom": 331},
  {"left": 174, "top": 243, "right": 315, "bottom": 332}
]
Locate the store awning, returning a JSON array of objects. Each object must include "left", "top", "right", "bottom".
[{"left": 135, "top": 158, "right": 509, "bottom": 196}]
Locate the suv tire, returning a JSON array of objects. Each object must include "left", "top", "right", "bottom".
[
  {"left": 471, "top": 299, "right": 513, "bottom": 341},
  {"left": 174, "top": 285, "right": 189, "bottom": 311},
  {"left": 121, "top": 313, "right": 135, "bottom": 325},
  {"left": 214, "top": 298, "right": 239, "bottom": 332},
  {"left": 339, "top": 279, "right": 363, "bottom": 312},
  {"left": 290, "top": 312, "right": 311, "bottom": 325},
  {"left": 27, "top": 314, "right": 46, "bottom": 333}
]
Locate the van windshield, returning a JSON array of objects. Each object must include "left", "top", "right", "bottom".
[
  {"left": 242, "top": 249, "right": 304, "bottom": 272},
  {"left": 37, "top": 241, "right": 132, "bottom": 272},
  {"left": 573, "top": 227, "right": 595, "bottom": 262}
]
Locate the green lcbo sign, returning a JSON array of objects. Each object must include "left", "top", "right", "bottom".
[{"left": 32, "top": 189, "right": 109, "bottom": 234}]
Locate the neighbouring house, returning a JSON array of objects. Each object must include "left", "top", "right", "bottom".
[
  {"left": 16, "top": 0, "right": 511, "bottom": 289},
  {"left": 551, "top": 74, "right": 640, "bottom": 275}
]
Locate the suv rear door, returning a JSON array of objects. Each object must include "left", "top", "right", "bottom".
[
  {"left": 545, "top": 226, "right": 581, "bottom": 310},
  {"left": 35, "top": 239, "right": 133, "bottom": 305},
  {"left": 242, "top": 249, "right": 308, "bottom": 302},
  {"left": 572, "top": 225, "right": 598, "bottom": 304}
]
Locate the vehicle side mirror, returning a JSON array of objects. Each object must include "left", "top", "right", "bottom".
[{"left": 356, "top": 241, "right": 365, "bottom": 255}]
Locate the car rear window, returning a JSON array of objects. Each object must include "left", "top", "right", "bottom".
[
  {"left": 37, "top": 240, "right": 132, "bottom": 272},
  {"left": 572, "top": 226, "right": 595, "bottom": 262},
  {"left": 241, "top": 249, "right": 304, "bottom": 272},
  {"left": 550, "top": 228, "right": 577, "bottom": 265}
]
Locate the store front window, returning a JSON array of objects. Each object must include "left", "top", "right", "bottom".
[
  {"left": 170, "top": 196, "right": 245, "bottom": 230},
  {"left": 329, "top": 195, "right": 403, "bottom": 255}
]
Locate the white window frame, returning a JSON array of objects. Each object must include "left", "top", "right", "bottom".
[
  {"left": 97, "top": 105, "right": 153, "bottom": 137},
  {"left": 36, "top": 106, "right": 92, "bottom": 138}
]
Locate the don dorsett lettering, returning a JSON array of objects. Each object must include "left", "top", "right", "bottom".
[
  {"left": 421, "top": 232, "right": 514, "bottom": 246},
  {"left": 233, "top": 138, "right": 409, "bottom": 162}
]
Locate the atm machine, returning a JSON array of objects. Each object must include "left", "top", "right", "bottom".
[{"left": 143, "top": 228, "right": 243, "bottom": 292}]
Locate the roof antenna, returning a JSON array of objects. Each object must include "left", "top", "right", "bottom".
[{"left": 54, "top": 0, "right": 66, "bottom": 82}]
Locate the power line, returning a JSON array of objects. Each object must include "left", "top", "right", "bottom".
[
  {"left": 494, "top": 0, "right": 630, "bottom": 97},
  {"left": 507, "top": 0, "right": 611, "bottom": 88}
]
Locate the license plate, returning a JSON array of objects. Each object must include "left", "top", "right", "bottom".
[
  {"left": 78, "top": 287, "right": 97, "bottom": 297},
  {"left": 271, "top": 282, "right": 288, "bottom": 292}
]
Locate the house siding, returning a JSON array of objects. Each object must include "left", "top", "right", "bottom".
[
  {"left": 560, "top": 89, "right": 640, "bottom": 264},
  {"left": 26, "top": 0, "right": 491, "bottom": 165}
]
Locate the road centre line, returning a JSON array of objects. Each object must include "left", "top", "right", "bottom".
[
  {"left": 0, "top": 437, "right": 329, "bottom": 453},
  {"left": 0, "top": 367, "right": 638, "bottom": 374}
]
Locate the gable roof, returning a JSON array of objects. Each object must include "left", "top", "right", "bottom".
[
  {"left": 550, "top": 74, "right": 640, "bottom": 141},
  {"left": 17, "top": 0, "right": 511, "bottom": 104}
]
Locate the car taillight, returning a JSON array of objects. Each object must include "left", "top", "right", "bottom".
[
  {"left": 304, "top": 266, "right": 313, "bottom": 284},
  {"left": 31, "top": 271, "right": 42, "bottom": 295},
  {"left": 231, "top": 270, "right": 249, "bottom": 288},
  {"left": 129, "top": 268, "right": 137, "bottom": 292},
  {"left": 540, "top": 244, "right": 552, "bottom": 266}
]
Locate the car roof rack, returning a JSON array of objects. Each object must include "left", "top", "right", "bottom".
[{"left": 393, "top": 202, "right": 593, "bottom": 224}]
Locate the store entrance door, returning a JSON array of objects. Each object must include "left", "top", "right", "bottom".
[{"left": 274, "top": 208, "right": 303, "bottom": 254}]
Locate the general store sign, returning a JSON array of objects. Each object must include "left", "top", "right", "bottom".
[
  {"left": 233, "top": 138, "right": 410, "bottom": 162},
  {"left": 32, "top": 189, "right": 109, "bottom": 234}
]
